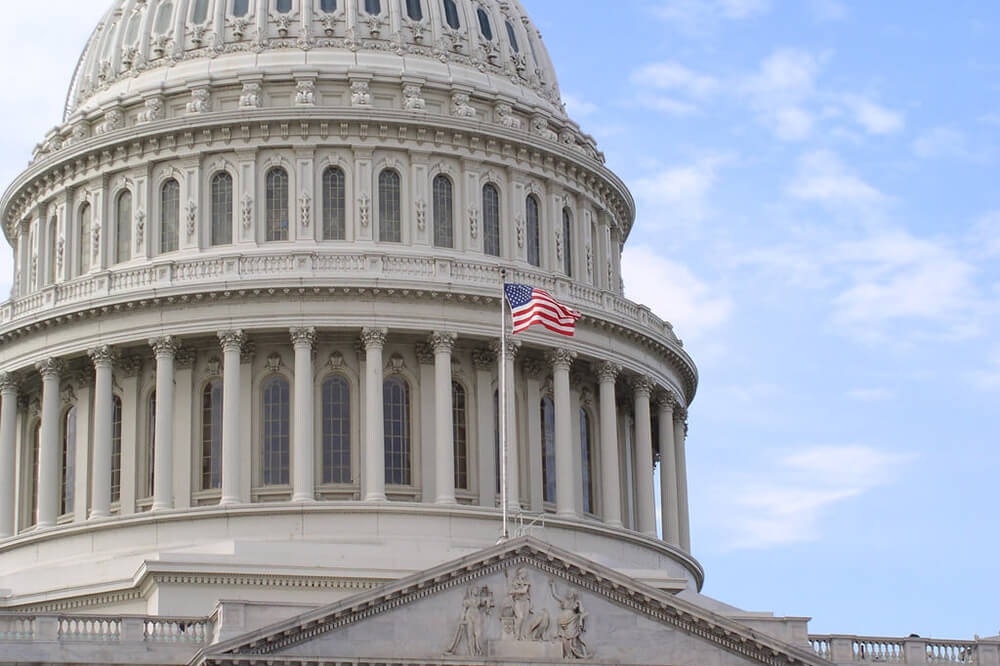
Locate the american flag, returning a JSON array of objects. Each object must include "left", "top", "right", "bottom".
[{"left": 504, "top": 283, "right": 582, "bottom": 336}]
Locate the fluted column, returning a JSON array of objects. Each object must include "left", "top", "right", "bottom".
[
  {"left": 430, "top": 332, "right": 457, "bottom": 505},
  {"left": 150, "top": 337, "right": 179, "bottom": 512},
  {"left": 362, "top": 328, "right": 388, "bottom": 502},
  {"left": 596, "top": 362, "right": 622, "bottom": 528},
  {"left": 675, "top": 408, "right": 691, "bottom": 552},
  {"left": 657, "top": 394, "right": 680, "bottom": 546},
  {"left": 88, "top": 346, "right": 116, "bottom": 519},
  {"left": 547, "top": 349, "right": 577, "bottom": 518},
  {"left": 0, "top": 373, "right": 20, "bottom": 537},
  {"left": 632, "top": 376, "right": 656, "bottom": 537},
  {"left": 291, "top": 327, "right": 317, "bottom": 502},
  {"left": 472, "top": 348, "right": 496, "bottom": 508},
  {"left": 35, "top": 358, "right": 63, "bottom": 528},
  {"left": 218, "top": 330, "right": 246, "bottom": 505},
  {"left": 492, "top": 337, "right": 521, "bottom": 511}
]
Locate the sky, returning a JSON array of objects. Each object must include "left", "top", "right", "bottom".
[{"left": 0, "top": 0, "right": 998, "bottom": 640}]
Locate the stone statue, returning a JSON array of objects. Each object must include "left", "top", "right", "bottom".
[
  {"left": 550, "top": 580, "right": 591, "bottom": 659},
  {"left": 501, "top": 567, "right": 549, "bottom": 642},
  {"left": 444, "top": 585, "right": 494, "bottom": 657}
]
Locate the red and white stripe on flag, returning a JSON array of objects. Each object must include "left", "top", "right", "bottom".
[{"left": 505, "top": 283, "right": 582, "bottom": 336}]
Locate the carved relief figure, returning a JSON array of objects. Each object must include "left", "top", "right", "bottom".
[
  {"left": 187, "top": 88, "right": 211, "bottom": 114},
  {"left": 295, "top": 80, "right": 316, "bottom": 106},
  {"left": 239, "top": 82, "right": 262, "bottom": 109},
  {"left": 137, "top": 97, "right": 163, "bottom": 124},
  {"left": 452, "top": 93, "right": 477, "bottom": 118},
  {"left": 444, "top": 585, "right": 495, "bottom": 657},
  {"left": 496, "top": 103, "right": 522, "bottom": 129},
  {"left": 550, "top": 581, "right": 591, "bottom": 660},
  {"left": 402, "top": 84, "right": 426, "bottom": 111},
  {"left": 351, "top": 81, "right": 371, "bottom": 107}
]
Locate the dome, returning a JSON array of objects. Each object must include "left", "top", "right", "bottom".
[{"left": 65, "top": 0, "right": 563, "bottom": 121}]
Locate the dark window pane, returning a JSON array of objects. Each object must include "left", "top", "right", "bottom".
[
  {"left": 116, "top": 191, "right": 132, "bottom": 264},
  {"left": 505, "top": 21, "right": 519, "bottom": 53},
  {"left": 160, "top": 179, "right": 180, "bottom": 253},
  {"left": 378, "top": 170, "right": 401, "bottom": 243},
  {"left": 365, "top": 0, "right": 381, "bottom": 15},
  {"left": 452, "top": 382, "right": 468, "bottom": 490},
  {"left": 433, "top": 175, "right": 453, "bottom": 248},
  {"left": 320, "top": 0, "right": 336, "bottom": 11},
  {"left": 562, "top": 207, "right": 573, "bottom": 276},
  {"left": 442, "top": 0, "right": 459, "bottom": 29},
  {"left": 61, "top": 407, "right": 77, "bottom": 515},
  {"left": 111, "top": 397, "right": 122, "bottom": 503},
  {"left": 192, "top": 0, "right": 210, "bottom": 23},
  {"left": 477, "top": 8, "right": 492, "bottom": 40},
  {"left": 322, "top": 167, "right": 346, "bottom": 240},
  {"left": 483, "top": 184, "right": 500, "bottom": 257},
  {"left": 261, "top": 376, "right": 290, "bottom": 486},
  {"left": 405, "top": 0, "right": 422, "bottom": 20},
  {"left": 580, "top": 409, "right": 594, "bottom": 514},
  {"left": 383, "top": 377, "right": 410, "bottom": 486},
  {"left": 233, "top": 0, "right": 250, "bottom": 17},
  {"left": 202, "top": 380, "right": 224, "bottom": 490},
  {"left": 79, "top": 204, "right": 92, "bottom": 275},
  {"left": 322, "top": 375, "right": 352, "bottom": 484},
  {"left": 541, "top": 397, "right": 555, "bottom": 503},
  {"left": 266, "top": 168, "right": 289, "bottom": 241},
  {"left": 276, "top": 0, "right": 292, "bottom": 12},
  {"left": 526, "top": 196, "right": 540, "bottom": 267},
  {"left": 211, "top": 172, "right": 233, "bottom": 246}
]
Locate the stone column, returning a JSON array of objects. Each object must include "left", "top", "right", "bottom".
[
  {"left": 596, "top": 362, "right": 622, "bottom": 528},
  {"left": 361, "top": 328, "right": 388, "bottom": 502},
  {"left": 149, "top": 337, "right": 179, "bottom": 512},
  {"left": 523, "top": 359, "right": 545, "bottom": 513},
  {"left": 0, "top": 373, "right": 20, "bottom": 537},
  {"left": 290, "top": 327, "right": 317, "bottom": 503},
  {"left": 674, "top": 408, "right": 691, "bottom": 552},
  {"left": 656, "top": 394, "right": 680, "bottom": 546},
  {"left": 218, "top": 330, "right": 245, "bottom": 506},
  {"left": 472, "top": 348, "right": 496, "bottom": 508},
  {"left": 492, "top": 337, "right": 521, "bottom": 511},
  {"left": 430, "top": 332, "right": 457, "bottom": 505},
  {"left": 35, "top": 358, "right": 63, "bottom": 528},
  {"left": 547, "top": 349, "right": 577, "bottom": 518},
  {"left": 632, "top": 376, "right": 656, "bottom": 537},
  {"left": 88, "top": 346, "right": 116, "bottom": 519}
]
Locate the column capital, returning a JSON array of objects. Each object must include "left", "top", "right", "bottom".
[
  {"left": 673, "top": 406, "right": 689, "bottom": 427},
  {"left": 0, "top": 372, "right": 20, "bottom": 394},
  {"left": 360, "top": 327, "right": 388, "bottom": 351},
  {"left": 429, "top": 331, "right": 457, "bottom": 355},
  {"left": 290, "top": 326, "right": 318, "bottom": 349},
  {"left": 653, "top": 389, "right": 678, "bottom": 411},
  {"left": 489, "top": 336, "right": 521, "bottom": 362},
  {"left": 149, "top": 336, "right": 180, "bottom": 358},
  {"left": 35, "top": 358, "right": 64, "bottom": 379},
  {"left": 471, "top": 347, "right": 497, "bottom": 370},
  {"left": 631, "top": 375, "right": 655, "bottom": 398},
  {"left": 594, "top": 361, "right": 621, "bottom": 384},
  {"left": 415, "top": 342, "right": 435, "bottom": 365},
  {"left": 546, "top": 348, "right": 577, "bottom": 371},
  {"left": 218, "top": 329, "right": 247, "bottom": 353},
  {"left": 87, "top": 345, "right": 118, "bottom": 369}
]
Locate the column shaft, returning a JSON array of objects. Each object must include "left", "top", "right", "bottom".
[
  {"left": 219, "top": 331, "right": 245, "bottom": 505},
  {"left": 36, "top": 359, "right": 63, "bottom": 528},
  {"left": 431, "top": 333, "right": 457, "bottom": 504},
  {"left": 633, "top": 378, "right": 656, "bottom": 537},
  {"left": 0, "top": 375, "right": 19, "bottom": 537},
  {"left": 675, "top": 412, "right": 691, "bottom": 552},
  {"left": 150, "top": 337, "right": 178, "bottom": 512},
  {"left": 473, "top": 350, "right": 495, "bottom": 508},
  {"left": 597, "top": 364, "right": 622, "bottom": 528},
  {"left": 549, "top": 350, "right": 576, "bottom": 518},
  {"left": 493, "top": 337, "right": 521, "bottom": 512},
  {"left": 89, "top": 348, "right": 115, "bottom": 519},
  {"left": 658, "top": 401, "right": 680, "bottom": 546},
  {"left": 362, "top": 328, "right": 387, "bottom": 502},
  {"left": 291, "top": 328, "right": 317, "bottom": 502}
]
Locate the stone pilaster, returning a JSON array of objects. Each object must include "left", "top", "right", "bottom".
[
  {"left": 547, "top": 348, "right": 577, "bottom": 518},
  {"left": 595, "top": 361, "right": 623, "bottom": 528},
  {"left": 631, "top": 375, "right": 656, "bottom": 537},
  {"left": 149, "top": 337, "right": 180, "bottom": 512},
  {"left": 290, "top": 327, "right": 317, "bottom": 502},
  {"left": 361, "top": 327, "right": 388, "bottom": 502},
  {"left": 429, "top": 331, "right": 457, "bottom": 505},
  {"left": 218, "top": 330, "right": 246, "bottom": 506},
  {"left": 88, "top": 346, "right": 117, "bottom": 519}
]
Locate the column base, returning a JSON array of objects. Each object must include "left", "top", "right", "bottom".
[
  {"left": 220, "top": 497, "right": 240, "bottom": 506},
  {"left": 605, "top": 519, "right": 624, "bottom": 529},
  {"left": 88, "top": 510, "right": 110, "bottom": 520},
  {"left": 364, "top": 494, "right": 388, "bottom": 502},
  {"left": 151, "top": 503, "right": 173, "bottom": 513},
  {"left": 435, "top": 496, "right": 457, "bottom": 505},
  {"left": 292, "top": 495, "right": 317, "bottom": 503}
]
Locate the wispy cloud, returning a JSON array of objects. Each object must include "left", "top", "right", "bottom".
[
  {"left": 841, "top": 94, "right": 906, "bottom": 135},
  {"left": 632, "top": 155, "right": 733, "bottom": 228},
  {"left": 912, "top": 126, "right": 978, "bottom": 160},
  {"left": 562, "top": 93, "right": 598, "bottom": 118},
  {"left": 631, "top": 62, "right": 720, "bottom": 97},
  {"left": 786, "top": 150, "right": 886, "bottom": 209},
  {"left": 653, "top": 0, "right": 771, "bottom": 34},
  {"left": 740, "top": 48, "right": 824, "bottom": 140},
  {"left": 968, "top": 348, "right": 1000, "bottom": 391}
]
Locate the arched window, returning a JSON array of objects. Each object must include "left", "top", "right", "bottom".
[
  {"left": 405, "top": 0, "right": 422, "bottom": 20},
  {"left": 505, "top": 21, "right": 519, "bottom": 53},
  {"left": 383, "top": 376, "right": 410, "bottom": 486},
  {"left": 477, "top": 8, "right": 492, "bottom": 40},
  {"left": 320, "top": 0, "right": 336, "bottom": 12},
  {"left": 525, "top": 195, "right": 540, "bottom": 267},
  {"left": 233, "top": 0, "right": 250, "bottom": 17},
  {"left": 276, "top": 0, "right": 292, "bottom": 12},
  {"left": 192, "top": 0, "right": 210, "bottom": 23},
  {"left": 322, "top": 166, "right": 346, "bottom": 241},
  {"left": 145, "top": 392, "right": 156, "bottom": 498},
  {"left": 160, "top": 179, "right": 180, "bottom": 254},
  {"left": 61, "top": 407, "right": 77, "bottom": 516},
  {"left": 261, "top": 376, "right": 290, "bottom": 486},
  {"left": 482, "top": 184, "right": 500, "bottom": 257},
  {"left": 442, "top": 0, "right": 460, "bottom": 29},
  {"left": 580, "top": 408, "right": 595, "bottom": 514},
  {"left": 211, "top": 172, "right": 233, "bottom": 246},
  {"left": 111, "top": 396, "right": 122, "bottom": 504},
  {"left": 78, "top": 203, "right": 92, "bottom": 275},
  {"left": 47, "top": 216, "right": 57, "bottom": 284},
  {"left": 115, "top": 190, "right": 132, "bottom": 264},
  {"left": 154, "top": 2, "right": 175, "bottom": 35},
  {"left": 378, "top": 169, "right": 402, "bottom": 243},
  {"left": 322, "top": 375, "right": 351, "bottom": 484},
  {"left": 562, "top": 207, "right": 573, "bottom": 277},
  {"left": 432, "top": 175, "right": 454, "bottom": 248},
  {"left": 29, "top": 423, "right": 40, "bottom": 526},
  {"left": 201, "top": 380, "right": 223, "bottom": 490},
  {"left": 265, "top": 168, "right": 290, "bottom": 242},
  {"left": 452, "top": 381, "right": 468, "bottom": 490},
  {"left": 541, "top": 397, "right": 555, "bottom": 504},
  {"left": 364, "top": 0, "right": 381, "bottom": 15}
]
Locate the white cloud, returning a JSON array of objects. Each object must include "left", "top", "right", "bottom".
[
  {"left": 912, "top": 126, "right": 974, "bottom": 160},
  {"left": 562, "top": 94, "right": 598, "bottom": 118},
  {"left": 632, "top": 156, "right": 731, "bottom": 227},
  {"left": 621, "top": 245, "right": 732, "bottom": 341},
  {"left": 971, "top": 210, "right": 1000, "bottom": 257},
  {"left": 631, "top": 62, "right": 720, "bottom": 97},
  {"left": 774, "top": 106, "right": 815, "bottom": 141},
  {"left": 634, "top": 95, "right": 701, "bottom": 116},
  {"left": 969, "top": 349, "right": 1000, "bottom": 391},
  {"left": 741, "top": 49, "right": 823, "bottom": 140},
  {"left": 841, "top": 94, "right": 905, "bottom": 135},
  {"left": 653, "top": 0, "right": 771, "bottom": 33},
  {"left": 810, "top": 0, "right": 849, "bottom": 21},
  {"left": 787, "top": 150, "right": 886, "bottom": 208},
  {"left": 846, "top": 387, "right": 895, "bottom": 401}
]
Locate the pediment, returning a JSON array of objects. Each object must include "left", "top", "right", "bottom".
[{"left": 196, "top": 537, "right": 828, "bottom": 666}]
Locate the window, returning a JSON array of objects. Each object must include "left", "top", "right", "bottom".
[
  {"left": 61, "top": 407, "right": 77, "bottom": 516},
  {"left": 364, "top": 0, "right": 381, "bottom": 15},
  {"left": 541, "top": 397, "right": 555, "bottom": 503},
  {"left": 405, "top": 0, "right": 422, "bottom": 20},
  {"left": 442, "top": 0, "right": 459, "bottom": 29},
  {"left": 562, "top": 207, "right": 573, "bottom": 277},
  {"left": 320, "top": 0, "right": 336, "bottom": 12},
  {"left": 383, "top": 377, "right": 410, "bottom": 486},
  {"left": 276, "top": 0, "right": 292, "bottom": 12},
  {"left": 378, "top": 169, "right": 401, "bottom": 243},
  {"left": 261, "top": 376, "right": 290, "bottom": 486},
  {"left": 192, "top": 0, "right": 210, "bottom": 23},
  {"left": 525, "top": 195, "right": 540, "bottom": 267},
  {"left": 160, "top": 179, "right": 180, "bottom": 254},
  {"left": 482, "top": 184, "right": 500, "bottom": 257},
  {"left": 477, "top": 8, "right": 492, "bottom": 40},
  {"left": 505, "top": 21, "right": 519, "bottom": 53},
  {"left": 432, "top": 175, "right": 454, "bottom": 248},
  {"left": 154, "top": 2, "right": 175, "bottom": 35},
  {"left": 78, "top": 203, "right": 92, "bottom": 275},
  {"left": 452, "top": 381, "right": 468, "bottom": 490},
  {"left": 211, "top": 172, "right": 233, "bottom": 246},
  {"left": 47, "top": 216, "right": 57, "bottom": 284},
  {"left": 322, "top": 375, "right": 351, "bottom": 484},
  {"left": 111, "top": 397, "right": 122, "bottom": 504},
  {"left": 145, "top": 392, "right": 156, "bottom": 498},
  {"left": 580, "top": 409, "right": 595, "bottom": 514},
  {"left": 29, "top": 423, "right": 39, "bottom": 526},
  {"left": 201, "top": 380, "right": 223, "bottom": 490},
  {"left": 115, "top": 191, "right": 132, "bottom": 264},
  {"left": 265, "top": 167, "right": 289, "bottom": 242},
  {"left": 233, "top": 0, "right": 250, "bottom": 16},
  {"left": 322, "top": 167, "right": 346, "bottom": 241}
]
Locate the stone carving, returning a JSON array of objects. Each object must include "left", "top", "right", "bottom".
[
  {"left": 515, "top": 215, "right": 525, "bottom": 248},
  {"left": 531, "top": 116, "right": 558, "bottom": 142},
  {"left": 95, "top": 109, "right": 124, "bottom": 135},
  {"left": 295, "top": 80, "right": 315, "bottom": 106},
  {"left": 135, "top": 210, "right": 145, "bottom": 250},
  {"left": 121, "top": 45, "right": 138, "bottom": 69},
  {"left": 186, "top": 88, "right": 210, "bottom": 113},
  {"left": 360, "top": 327, "right": 388, "bottom": 350},
  {"left": 490, "top": 336, "right": 521, "bottom": 362},
  {"left": 472, "top": 347, "right": 497, "bottom": 370},
  {"left": 218, "top": 329, "right": 247, "bottom": 352},
  {"left": 185, "top": 201, "right": 198, "bottom": 239},
  {"left": 350, "top": 81, "right": 371, "bottom": 107},
  {"left": 452, "top": 93, "right": 477, "bottom": 118},
  {"left": 92, "top": 224, "right": 101, "bottom": 260},
  {"left": 70, "top": 122, "right": 89, "bottom": 145},
  {"left": 444, "top": 585, "right": 495, "bottom": 657},
  {"left": 60, "top": 382, "right": 78, "bottom": 405},
  {"left": 190, "top": 24, "right": 208, "bottom": 48},
  {"left": 586, "top": 244, "right": 593, "bottom": 278},
  {"left": 386, "top": 353, "right": 406, "bottom": 374},
  {"left": 150, "top": 336, "right": 181, "bottom": 358},
  {"left": 595, "top": 361, "right": 621, "bottom": 384},
  {"left": 546, "top": 348, "right": 577, "bottom": 370},
  {"left": 290, "top": 327, "right": 317, "bottom": 348},
  {"left": 326, "top": 351, "right": 345, "bottom": 370},
  {"left": 358, "top": 193, "right": 371, "bottom": 228},
  {"left": 555, "top": 229, "right": 563, "bottom": 261},
  {"left": 501, "top": 567, "right": 550, "bottom": 642},
  {"left": 632, "top": 375, "right": 655, "bottom": 397},
  {"left": 240, "top": 341, "right": 257, "bottom": 364},
  {"left": 118, "top": 355, "right": 142, "bottom": 378},
  {"left": 231, "top": 17, "right": 251, "bottom": 41},
  {"left": 469, "top": 206, "right": 480, "bottom": 239},
  {"left": 415, "top": 199, "right": 426, "bottom": 232},
  {"left": 414, "top": 343, "right": 434, "bottom": 365},
  {"left": 241, "top": 194, "right": 253, "bottom": 229},
  {"left": 175, "top": 347, "right": 197, "bottom": 369},
  {"left": 88, "top": 345, "right": 117, "bottom": 367},
  {"left": 265, "top": 352, "right": 283, "bottom": 373},
  {"left": 429, "top": 331, "right": 457, "bottom": 354},
  {"left": 151, "top": 34, "right": 171, "bottom": 59},
  {"left": 402, "top": 84, "right": 425, "bottom": 111},
  {"left": 320, "top": 14, "right": 337, "bottom": 37},
  {"left": 239, "top": 82, "right": 262, "bottom": 109},
  {"left": 137, "top": 97, "right": 163, "bottom": 124},
  {"left": 275, "top": 14, "right": 292, "bottom": 37},
  {"left": 0, "top": 372, "right": 20, "bottom": 394},
  {"left": 496, "top": 102, "right": 522, "bottom": 129},
  {"left": 550, "top": 581, "right": 592, "bottom": 659},
  {"left": 205, "top": 357, "right": 221, "bottom": 377}
]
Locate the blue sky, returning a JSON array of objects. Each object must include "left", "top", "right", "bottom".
[{"left": 0, "top": 0, "right": 997, "bottom": 639}]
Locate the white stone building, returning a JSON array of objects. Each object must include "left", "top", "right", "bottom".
[{"left": 0, "top": 1, "right": 992, "bottom": 664}]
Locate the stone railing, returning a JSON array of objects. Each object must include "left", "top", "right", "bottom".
[
  {"left": 0, "top": 612, "right": 212, "bottom": 645},
  {"left": 810, "top": 635, "right": 999, "bottom": 666}
]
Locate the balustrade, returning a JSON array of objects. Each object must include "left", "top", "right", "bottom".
[
  {"left": 927, "top": 642, "right": 978, "bottom": 664},
  {"left": 0, "top": 615, "right": 34, "bottom": 640},
  {"left": 809, "top": 635, "right": 996, "bottom": 666},
  {"left": 58, "top": 616, "right": 121, "bottom": 641}
]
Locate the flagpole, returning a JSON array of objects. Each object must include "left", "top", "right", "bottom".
[{"left": 499, "top": 268, "right": 508, "bottom": 541}]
